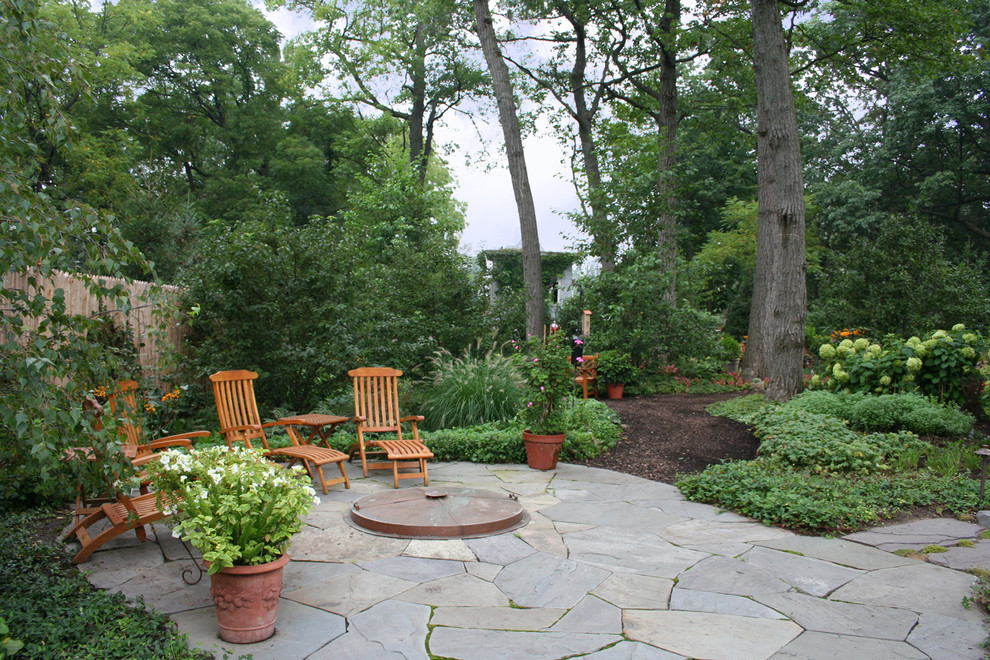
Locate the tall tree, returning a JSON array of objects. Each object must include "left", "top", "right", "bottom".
[
  {"left": 742, "top": 0, "right": 807, "bottom": 401},
  {"left": 473, "top": 0, "right": 544, "bottom": 337},
  {"left": 274, "top": 0, "right": 484, "bottom": 184}
]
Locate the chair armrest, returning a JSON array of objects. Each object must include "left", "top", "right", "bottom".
[
  {"left": 130, "top": 453, "right": 161, "bottom": 468},
  {"left": 352, "top": 415, "right": 367, "bottom": 424},
  {"left": 399, "top": 416, "right": 425, "bottom": 423},
  {"left": 261, "top": 421, "right": 291, "bottom": 430},
  {"left": 149, "top": 430, "right": 209, "bottom": 451}
]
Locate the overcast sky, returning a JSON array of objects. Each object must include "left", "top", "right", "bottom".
[{"left": 256, "top": 2, "right": 584, "bottom": 255}]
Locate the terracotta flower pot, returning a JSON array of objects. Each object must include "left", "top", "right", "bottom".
[
  {"left": 209, "top": 552, "right": 290, "bottom": 644},
  {"left": 523, "top": 430, "right": 565, "bottom": 470},
  {"left": 606, "top": 383, "right": 625, "bottom": 399}
]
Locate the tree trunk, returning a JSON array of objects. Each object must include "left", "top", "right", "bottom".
[
  {"left": 473, "top": 0, "right": 544, "bottom": 337},
  {"left": 656, "top": 0, "right": 681, "bottom": 307},
  {"left": 656, "top": 0, "right": 679, "bottom": 306},
  {"left": 742, "top": 0, "right": 807, "bottom": 401},
  {"left": 561, "top": 3, "right": 615, "bottom": 272},
  {"left": 408, "top": 23, "right": 428, "bottom": 184}
]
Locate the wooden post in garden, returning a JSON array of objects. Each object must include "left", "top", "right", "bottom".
[{"left": 582, "top": 310, "right": 592, "bottom": 337}]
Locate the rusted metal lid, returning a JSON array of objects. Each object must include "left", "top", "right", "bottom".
[{"left": 347, "top": 487, "right": 529, "bottom": 539}]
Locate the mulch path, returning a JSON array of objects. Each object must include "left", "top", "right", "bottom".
[{"left": 578, "top": 391, "right": 759, "bottom": 484}]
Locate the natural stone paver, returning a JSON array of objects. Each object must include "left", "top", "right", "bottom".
[
  {"left": 673, "top": 556, "right": 791, "bottom": 597},
  {"left": 754, "top": 535, "right": 915, "bottom": 570},
  {"left": 927, "top": 540, "right": 990, "bottom": 570},
  {"left": 828, "top": 562, "right": 983, "bottom": 622},
  {"left": 282, "top": 559, "right": 358, "bottom": 591},
  {"left": 739, "top": 546, "right": 863, "bottom": 597},
  {"left": 464, "top": 533, "right": 537, "bottom": 565},
  {"left": 624, "top": 610, "right": 802, "bottom": 660},
  {"left": 305, "top": 629, "right": 408, "bottom": 660},
  {"left": 756, "top": 592, "right": 917, "bottom": 639},
  {"left": 358, "top": 555, "right": 464, "bottom": 582},
  {"left": 517, "top": 526, "right": 569, "bottom": 557},
  {"left": 73, "top": 462, "right": 990, "bottom": 660},
  {"left": 283, "top": 570, "right": 417, "bottom": 616},
  {"left": 396, "top": 573, "right": 510, "bottom": 607},
  {"left": 843, "top": 518, "right": 984, "bottom": 551},
  {"left": 495, "top": 552, "right": 610, "bottom": 608},
  {"left": 430, "top": 605, "right": 565, "bottom": 630},
  {"left": 593, "top": 573, "right": 674, "bottom": 610},
  {"left": 116, "top": 562, "right": 213, "bottom": 614},
  {"left": 578, "top": 641, "right": 685, "bottom": 659},
  {"left": 769, "top": 631, "right": 928, "bottom": 659},
  {"left": 290, "top": 525, "right": 408, "bottom": 562},
  {"left": 549, "top": 595, "right": 622, "bottom": 634},
  {"left": 564, "top": 527, "right": 708, "bottom": 577},
  {"left": 905, "top": 612, "right": 989, "bottom": 660},
  {"left": 651, "top": 499, "right": 750, "bottom": 521},
  {"left": 465, "top": 561, "right": 502, "bottom": 581},
  {"left": 670, "top": 588, "right": 786, "bottom": 620},
  {"left": 540, "top": 501, "right": 685, "bottom": 530},
  {"left": 78, "top": 542, "right": 165, "bottom": 589},
  {"left": 428, "top": 628, "right": 622, "bottom": 660},
  {"left": 658, "top": 519, "right": 793, "bottom": 546},
  {"left": 403, "top": 538, "right": 476, "bottom": 561},
  {"left": 172, "top": 599, "right": 346, "bottom": 660},
  {"left": 348, "top": 600, "right": 431, "bottom": 660}
]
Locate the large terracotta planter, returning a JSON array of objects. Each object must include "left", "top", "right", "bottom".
[
  {"left": 209, "top": 552, "right": 289, "bottom": 644},
  {"left": 523, "top": 430, "right": 565, "bottom": 470},
  {"left": 606, "top": 383, "right": 625, "bottom": 399}
]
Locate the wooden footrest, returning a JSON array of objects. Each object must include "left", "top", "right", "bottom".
[{"left": 375, "top": 439, "right": 433, "bottom": 460}]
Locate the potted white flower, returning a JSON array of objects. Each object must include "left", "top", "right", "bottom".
[{"left": 147, "top": 445, "right": 319, "bottom": 644}]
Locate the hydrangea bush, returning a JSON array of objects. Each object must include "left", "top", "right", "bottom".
[
  {"left": 147, "top": 446, "right": 320, "bottom": 573},
  {"left": 811, "top": 324, "right": 986, "bottom": 405}
]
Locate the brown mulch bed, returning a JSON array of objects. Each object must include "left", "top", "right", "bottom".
[{"left": 577, "top": 391, "right": 758, "bottom": 484}]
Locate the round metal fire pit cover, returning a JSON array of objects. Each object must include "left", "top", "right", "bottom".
[{"left": 347, "top": 487, "right": 529, "bottom": 539}]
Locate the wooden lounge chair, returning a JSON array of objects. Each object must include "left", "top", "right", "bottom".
[
  {"left": 209, "top": 370, "right": 349, "bottom": 494},
  {"left": 109, "top": 379, "right": 210, "bottom": 465},
  {"left": 67, "top": 486, "right": 170, "bottom": 564},
  {"left": 572, "top": 353, "right": 599, "bottom": 399},
  {"left": 349, "top": 367, "right": 433, "bottom": 488}
]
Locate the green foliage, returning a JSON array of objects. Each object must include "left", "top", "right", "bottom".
[
  {"left": 751, "top": 407, "right": 928, "bottom": 474},
  {"left": 810, "top": 216, "right": 990, "bottom": 335},
  {"left": 422, "top": 398, "right": 620, "bottom": 464},
  {"left": 0, "top": 0, "right": 154, "bottom": 507},
  {"left": 595, "top": 349, "right": 636, "bottom": 385},
  {"left": 705, "top": 394, "right": 775, "bottom": 424},
  {"left": 146, "top": 447, "right": 318, "bottom": 572},
  {"left": 0, "top": 509, "right": 203, "bottom": 658},
  {"left": 677, "top": 460, "right": 980, "bottom": 534},
  {"left": 787, "top": 390, "right": 974, "bottom": 437},
  {"left": 0, "top": 617, "right": 23, "bottom": 658},
  {"left": 514, "top": 331, "right": 575, "bottom": 435},
  {"left": 418, "top": 342, "right": 524, "bottom": 430},
  {"left": 814, "top": 325, "right": 987, "bottom": 405}
]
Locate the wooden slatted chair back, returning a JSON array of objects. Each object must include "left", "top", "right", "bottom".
[
  {"left": 209, "top": 370, "right": 268, "bottom": 449},
  {"left": 350, "top": 367, "right": 404, "bottom": 437},
  {"left": 108, "top": 379, "right": 144, "bottom": 449}
]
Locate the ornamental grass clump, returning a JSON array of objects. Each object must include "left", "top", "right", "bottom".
[
  {"left": 515, "top": 330, "right": 575, "bottom": 435},
  {"left": 147, "top": 446, "right": 320, "bottom": 573}
]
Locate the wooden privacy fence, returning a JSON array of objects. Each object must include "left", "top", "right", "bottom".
[{"left": 2, "top": 269, "right": 187, "bottom": 388}]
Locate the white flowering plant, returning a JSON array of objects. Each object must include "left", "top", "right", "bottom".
[{"left": 146, "top": 446, "right": 319, "bottom": 573}]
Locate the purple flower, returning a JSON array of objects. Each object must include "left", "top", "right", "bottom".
[
  {"left": 527, "top": 401, "right": 533, "bottom": 407},
  {"left": 533, "top": 358, "right": 538, "bottom": 363},
  {"left": 576, "top": 357, "right": 584, "bottom": 363},
  {"left": 574, "top": 339, "right": 584, "bottom": 345},
  {"left": 540, "top": 386, "right": 545, "bottom": 391}
]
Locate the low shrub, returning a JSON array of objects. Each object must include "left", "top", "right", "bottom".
[
  {"left": 0, "top": 509, "right": 206, "bottom": 659},
  {"left": 706, "top": 393, "right": 775, "bottom": 424},
  {"left": 750, "top": 407, "right": 927, "bottom": 474},
  {"left": 419, "top": 398, "right": 621, "bottom": 464},
  {"left": 784, "top": 390, "right": 974, "bottom": 437},
  {"left": 677, "top": 459, "right": 979, "bottom": 534},
  {"left": 813, "top": 324, "right": 986, "bottom": 405}
]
